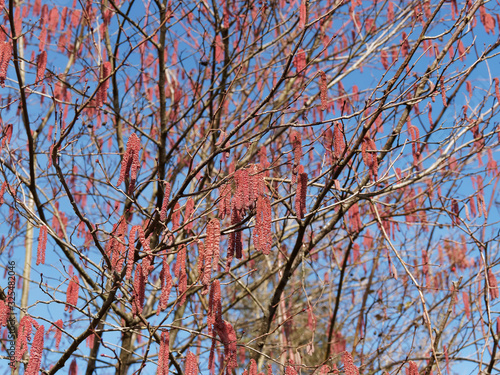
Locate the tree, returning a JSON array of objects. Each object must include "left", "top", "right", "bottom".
[{"left": 0, "top": 0, "right": 499, "bottom": 374}]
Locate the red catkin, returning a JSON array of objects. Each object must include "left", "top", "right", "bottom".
[
  {"left": 35, "top": 51, "right": 47, "bottom": 85},
  {"left": 157, "top": 253, "right": 172, "bottom": 315},
  {"left": 36, "top": 225, "right": 47, "bottom": 265},
  {"left": 361, "top": 137, "right": 378, "bottom": 181},
  {"left": 98, "top": 61, "right": 112, "bottom": 106},
  {"left": 440, "top": 77, "right": 447, "bottom": 107},
  {"left": 157, "top": 330, "right": 170, "bottom": 375},
  {"left": 299, "top": 0, "right": 307, "bottom": 29},
  {"left": 0, "top": 300, "right": 8, "bottom": 326},
  {"left": 25, "top": 325, "right": 44, "bottom": 375},
  {"left": 185, "top": 351, "right": 198, "bottom": 375},
  {"left": 176, "top": 245, "right": 187, "bottom": 306},
  {"left": 254, "top": 195, "right": 272, "bottom": 254},
  {"left": 184, "top": 198, "right": 194, "bottom": 231},
  {"left": 117, "top": 133, "right": 142, "bottom": 189},
  {"left": 69, "top": 359, "right": 78, "bottom": 375},
  {"left": 290, "top": 130, "right": 302, "bottom": 171},
  {"left": 342, "top": 351, "right": 359, "bottom": 375},
  {"left": 65, "top": 275, "right": 79, "bottom": 312},
  {"left": 218, "top": 183, "right": 232, "bottom": 219},
  {"left": 160, "top": 181, "right": 171, "bottom": 222},
  {"left": 15, "top": 316, "right": 33, "bottom": 361},
  {"left": 294, "top": 49, "right": 306, "bottom": 75},
  {"left": 333, "top": 121, "right": 345, "bottom": 159},
  {"left": 408, "top": 361, "right": 418, "bottom": 375},
  {"left": 132, "top": 264, "right": 146, "bottom": 316},
  {"left": 172, "top": 202, "right": 181, "bottom": 231},
  {"left": 319, "top": 70, "right": 328, "bottom": 111},
  {"left": 0, "top": 41, "right": 12, "bottom": 87},
  {"left": 488, "top": 269, "right": 499, "bottom": 300},
  {"left": 295, "top": 169, "right": 308, "bottom": 219},
  {"left": 54, "top": 319, "right": 63, "bottom": 350},
  {"left": 494, "top": 78, "right": 500, "bottom": 103}
]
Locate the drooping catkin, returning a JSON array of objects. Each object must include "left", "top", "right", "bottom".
[
  {"left": 54, "top": 319, "right": 63, "bottom": 350},
  {"left": 36, "top": 225, "right": 47, "bottom": 265},
  {"left": 0, "top": 300, "right": 8, "bottom": 326},
  {"left": 440, "top": 77, "right": 447, "bottom": 107},
  {"left": 254, "top": 195, "right": 272, "bottom": 254},
  {"left": 0, "top": 41, "right": 12, "bottom": 87},
  {"left": 117, "top": 133, "right": 142, "bottom": 192},
  {"left": 176, "top": 245, "right": 187, "bottom": 306},
  {"left": 488, "top": 269, "right": 499, "bottom": 300},
  {"left": 160, "top": 181, "right": 171, "bottom": 222},
  {"left": 35, "top": 51, "right": 47, "bottom": 85},
  {"left": 15, "top": 316, "right": 33, "bottom": 361},
  {"left": 185, "top": 351, "right": 198, "bottom": 375},
  {"left": 157, "top": 253, "right": 172, "bottom": 315},
  {"left": 132, "top": 264, "right": 146, "bottom": 316},
  {"left": 319, "top": 70, "right": 328, "bottom": 111},
  {"left": 157, "top": 330, "right": 170, "bottom": 375},
  {"left": 25, "top": 325, "right": 44, "bottom": 375},
  {"left": 207, "top": 219, "right": 220, "bottom": 272},
  {"left": 299, "top": 0, "right": 307, "bottom": 29},
  {"left": 290, "top": 130, "right": 302, "bottom": 171},
  {"left": 184, "top": 198, "right": 194, "bottom": 231},
  {"left": 69, "top": 359, "right": 78, "bottom": 375},
  {"left": 98, "top": 61, "right": 112, "bottom": 106},
  {"left": 408, "top": 361, "right": 418, "bottom": 375},
  {"left": 361, "top": 137, "right": 378, "bottom": 182},
  {"left": 218, "top": 183, "right": 232, "bottom": 219},
  {"left": 333, "top": 121, "right": 345, "bottom": 159},
  {"left": 295, "top": 169, "right": 308, "bottom": 219},
  {"left": 65, "top": 275, "right": 79, "bottom": 312},
  {"left": 342, "top": 351, "right": 359, "bottom": 375}
]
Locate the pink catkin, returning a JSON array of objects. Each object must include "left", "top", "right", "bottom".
[
  {"left": 295, "top": 49, "right": 306, "bottom": 75},
  {"left": 319, "top": 71, "right": 328, "bottom": 111},
  {"left": 132, "top": 264, "right": 146, "bottom": 316},
  {"left": 157, "top": 253, "right": 172, "bottom": 315},
  {"left": 35, "top": 51, "right": 47, "bottom": 85},
  {"left": 176, "top": 245, "right": 187, "bottom": 306},
  {"left": 488, "top": 270, "right": 499, "bottom": 300},
  {"left": 117, "top": 134, "right": 142, "bottom": 192},
  {"left": 54, "top": 319, "right": 63, "bottom": 350},
  {"left": 342, "top": 351, "right": 359, "bottom": 375},
  {"left": 333, "top": 121, "right": 345, "bottom": 159},
  {"left": 218, "top": 183, "right": 232, "bottom": 219},
  {"left": 295, "top": 170, "right": 308, "bottom": 219},
  {"left": 48, "top": 7, "right": 59, "bottom": 31},
  {"left": 65, "top": 275, "right": 79, "bottom": 312},
  {"left": 184, "top": 198, "right": 195, "bottom": 231},
  {"left": 0, "top": 300, "right": 8, "bottom": 326},
  {"left": 440, "top": 77, "right": 447, "bottom": 107},
  {"left": 69, "top": 359, "right": 78, "bottom": 375},
  {"left": 214, "top": 320, "right": 238, "bottom": 375},
  {"left": 361, "top": 137, "right": 378, "bottom": 181},
  {"left": 299, "top": 0, "right": 307, "bottom": 28},
  {"left": 462, "top": 291, "right": 470, "bottom": 318},
  {"left": 98, "top": 61, "right": 112, "bottom": 106},
  {"left": 495, "top": 78, "right": 500, "bottom": 103},
  {"left": 172, "top": 202, "right": 181, "bottom": 231},
  {"left": 408, "top": 361, "right": 418, "bottom": 375},
  {"left": 36, "top": 225, "right": 47, "bottom": 265},
  {"left": 160, "top": 181, "right": 171, "bottom": 222},
  {"left": 15, "top": 316, "right": 33, "bottom": 361},
  {"left": 0, "top": 42, "right": 12, "bottom": 87},
  {"left": 25, "top": 325, "right": 44, "bottom": 375},
  {"left": 157, "top": 330, "right": 170, "bottom": 375},
  {"left": 290, "top": 130, "right": 302, "bottom": 170},
  {"left": 254, "top": 195, "right": 272, "bottom": 254},
  {"left": 185, "top": 351, "right": 198, "bottom": 375}
]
